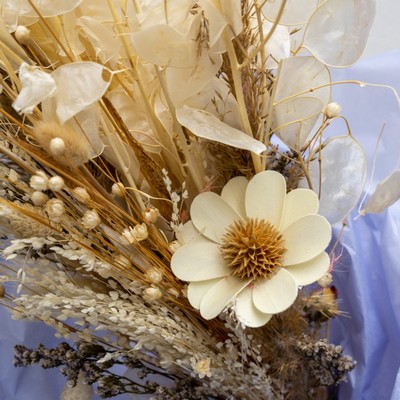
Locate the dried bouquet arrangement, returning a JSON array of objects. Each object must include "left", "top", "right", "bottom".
[{"left": 0, "top": 0, "right": 395, "bottom": 399}]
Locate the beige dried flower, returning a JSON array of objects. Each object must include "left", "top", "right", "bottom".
[
  {"left": 111, "top": 182, "right": 125, "bottom": 197},
  {"left": 133, "top": 223, "right": 148, "bottom": 242},
  {"left": 81, "top": 209, "right": 101, "bottom": 230},
  {"left": 122, "top": 224, "right": 148, "bottom": 244},
  {"left": 48, "top": 176, "right": 65, "bottom": 192},
  {"left": 146, "top": 267, "right": 163, "bottom": 284},
  {"left": 30, "top": 171, "right": 48, "bottom": 191},
  {"left": 31, "top": 191, "right": 49, "bottom": 206},
  {"left": 325, "top": 102, "right": 342, "bottom": 119},
  {"left": 143, "top": 207, "right": 160, "bottom": 224},
  {"left": 45, "top": 198, "right": 65, "bottom": 219},
  {"left": 143, "top": 287, "right": 163, "bottom": 301},
  {"left": 191, "top": 357, "right": 211, "bottom": 379},
  {"left": 8, "top": 169, "right": 20, "bottom": 183},
  {"left": 72, "top": 187, "right": 90, "bottom": 204}
]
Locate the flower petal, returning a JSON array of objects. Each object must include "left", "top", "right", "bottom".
[
  {"left": 235, "top": 288, "right": 273, "bottom": 327},
  {"left": 245, "top": 170, "right": 286, "bottom": 228},
  {"left": 200, "top": 276, "right": 251, "bottom": 320},
  {"left": 280, "top": 188, "right": 319, "bottom": 231},
  {"left": 187, "top": 279, "right": 221, "bottom": 309},
  {"left": 252, "top": 269, "right": 298, "bottom": 314},
  {"left": 221, "top": 176, "right": 248, "bottom": 218},
  {"left": 285, "top": 252, "right": 330, "bottom": 286},
  {"left": 175, "top": 221, "right": 209, "bottom": 246},
  {"left": 191, "top": 192, "right": 241, "bottom": 243},
  {"left": 282, "top": 215, "right": 331, "bottom": 265},
  {"left": 171, "top": 242, "right": 230, "bottom": 281}
]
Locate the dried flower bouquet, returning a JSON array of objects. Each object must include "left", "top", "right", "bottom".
[{"left": 0, "top": 0, "right": 392, "bottom": 399}]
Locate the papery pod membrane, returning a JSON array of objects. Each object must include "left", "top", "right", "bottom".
[
  {"left": 77, "top": 16, "right": 121, "bottom": 66},
  {"left": 197, "top": 0, "right": 242, "bottom": 53},
  {"left": 176, "top": 106, "right": 266, "bottom": 154},
  {"left": 139, "top": 0, "right": 196, "bottom": 31},
  {"left": 262, "top": 0, "right": 320, "bottom": 25},
  {"left": 131, "top": 24, "right": 196, "bottom": 68},
  {"left": 49, "top": 62, "right": 113, "bottom": 124},
  {"left": 302, "top": 0, "right": 376, "bottom": 67},
  {"left": 0, "top": 0, "right": 83, "bottom": 29},
  {"left": 184, "top": 77, "right": 244, "bottom": 131},
  {"left": 301, "top": 135, "right": 367, "bottom": 224},
  {"left": 56, "top": 11, "right": 85, "bottom": 57},
  {"left": 107, "top": 88, "right": 161, "bottom": 154},
  {"left": 272, "top": 56, "right": 331, "bottom": 150},
  {"left": 361, "top": 170, "right": 400, "bottom": 214},
  {"left": 100, "top": 131, "right": 142, "bottom": 184},
  {"left": 248, "top": 17, "right": 290, "bottom": 70},
  {"left": 12, "top": 62, "right": 56, "bottom": 114},
  {"left": 165, "top": 49, "right": 222, "bottom": 106}
]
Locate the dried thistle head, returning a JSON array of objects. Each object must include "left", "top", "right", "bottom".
[{"left": 32, "top": 120, "right": 91, "bottom": 167}]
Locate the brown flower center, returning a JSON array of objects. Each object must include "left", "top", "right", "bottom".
[{"left": 220, "top": 218, "right": 287, "bottom": 281}]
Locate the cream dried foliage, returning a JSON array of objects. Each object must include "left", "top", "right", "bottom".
[
  {"left": 0, "top": 0, "right": 376, "bottom": 397},
  {"left": 172, "top": 170, "right": 331, "bottom": 327}
]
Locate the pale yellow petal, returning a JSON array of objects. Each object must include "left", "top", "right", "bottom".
[
  {"left": 191, "top": 192, "right": 241, "bottom": 243},
  {"left": 200, "top": 276, "right": 251, "bottom": 320},
  {"left": 285, "top": 252, "right": 330, "bottom": 286},
  {"left": 220, "top": 176, "right": 248, "bottom": 218},
  {"left": 252, "top": 269, "right": 297, "bottom": 314},
  {"left": 171, "top": 242, "right": 230, "bottom": 281},
  {"left": 245, "top": 170, "right": 286, "bottom": 228},
  {"left": 187, "top": 279, "right": 221, "bottom": 309},
  {"left": 175, "top": 221, "right": 209, "bottom": 246},
  {"left": 280, "top": 188, "right": 319, "bottom": 231},
  {"left": 235, "top": 288, "right": 273, "bottom": 327},
  {"left": 282, "top": 215, "right": 331, "bottom": 265}
]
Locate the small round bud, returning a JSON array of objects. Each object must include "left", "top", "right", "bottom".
[
  {"left": 48, "top": 176, "right": 65, "bottom": 192},
  {"left": 169, "top": 240, "right": 181, "bottom": 254},
  {"left": 325, "top": 102, "right": 342, "bottom": 119},
  {"left": 30, "top": 171, "right": 49, "bottom": 191},
  {"left": 31, "top": 191, "right": 49, "bottom": 206},
  {"left": 115, "top": 255, "right": 130, "bottom": 268},
  {"left": 146, "top": 267, "right": 163, "bottom": 284},
  {"left": 49, "top": 137, "right": 66, "bottom": 156},
  {"left": 81, "top": 209, "right": 101, "bottom": 230},
  {"left": 111, "top": 183, "right": 125, "bottom": 197},
  {"left": 14, "top": 26, "right": 31, "bottom": 45},
  {"left": 318, "top": 272, "right": 333, "bottom": 288},
  {"left": 8, "top": 169, "right": 20, "bottom": 183},
  {"left": 143, "top": 207, "right": 160, "bottom": 224},
  {"left": 45, "top": 198, "right": 65, "bottom": 219},
  {"left": 133, "top": 223, "right": 148, "bottom": 242},
  {"left": 167, "top": 288, "right": 180, "bottom": 298},
  {"left": 72, "top": 187, "right": 90, "bottom": 204},
  {"left": 143, "top": 287, "right": 162, "bottom": 301}
]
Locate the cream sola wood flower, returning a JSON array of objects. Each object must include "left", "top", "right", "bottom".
[{"left": 171, "top": 171, "right": 332, "bottom": 327}]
